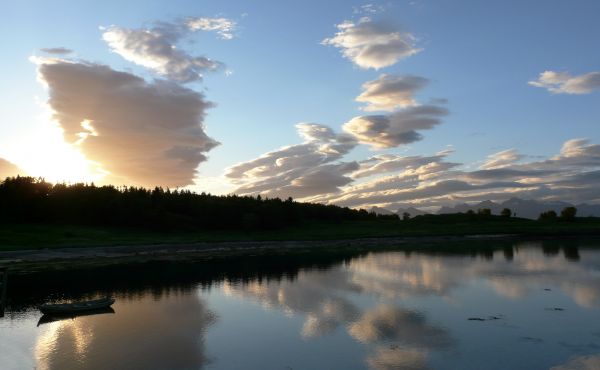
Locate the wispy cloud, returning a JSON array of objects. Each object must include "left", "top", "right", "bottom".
[
  {"left": 322, "top": 17, "right": 420, "bottom": 69},
  {"left": 40, "top": 47, "right": 73, "bottom": 55},
  {"left": 186, "top": 17, "right": 236, "bottom": 40},
  {"left": 480, "top": 149, "right": 523, "bottom": 169},
  {"left": 529, "top": 70, "right": 600, "bottom": 94}
]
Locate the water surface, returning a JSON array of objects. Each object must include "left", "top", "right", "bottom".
[{"left": 1, "top": 239, "right": 600, "bottom": 369}]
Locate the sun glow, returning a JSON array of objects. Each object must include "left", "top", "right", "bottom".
[{"left": 5, "top": 115, "right": 106, "bottom": 184}]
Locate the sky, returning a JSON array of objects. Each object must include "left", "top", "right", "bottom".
[{"left": 1, "top": 0, "right": 599, "bottom": 211}]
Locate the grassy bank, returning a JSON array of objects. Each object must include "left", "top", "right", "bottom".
[{"left": 2, "top": 215, "right": 600, "bottom": 251}]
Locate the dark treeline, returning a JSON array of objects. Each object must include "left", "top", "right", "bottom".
[{"left": 0, "top": 176, "right": 398, "bottom": 230}]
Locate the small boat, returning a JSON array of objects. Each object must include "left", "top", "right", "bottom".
[
  {"left": 39, "top": 297, "right": 115, "bottom": 315},
  {"left": 37, "top": 307, "right": 115, "bottom": 326}
]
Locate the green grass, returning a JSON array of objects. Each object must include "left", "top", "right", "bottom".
[{"left": 1, "top": 216, "right": 600, "bottom": 251}]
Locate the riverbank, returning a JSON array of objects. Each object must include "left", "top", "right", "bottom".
[
  {"left": 3, "top": 232, "right": 600, "bottom": 275},
  {"left": 3, "top": 216, "right": 600, "bottom": 250}
]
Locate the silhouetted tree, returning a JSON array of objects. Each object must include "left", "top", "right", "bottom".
[
  {"left": 402, "top": 212, "right": 410, "bottom": 221},
  {"left": 560, "top": 206, "right": 577, "bottom": 221},
  {"left": 0, "top": 176, "right": 396, "bottom": 231},
  {"left": 500, "top": 208, "right": 512, "bottom": 218},
  {"left": 477, "top": 208, "right": 492, "bottom": 216},
  {"left": 538, "top": 210, "right": 557, "bottom": 221}
]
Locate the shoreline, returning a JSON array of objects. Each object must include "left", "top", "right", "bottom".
[{"left": 2, "top": 233, "right": 599, "bottom": 268}]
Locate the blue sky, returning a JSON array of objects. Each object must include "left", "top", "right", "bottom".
[{"left": 1, "top": 0, "right": 599, "bottom": 209}]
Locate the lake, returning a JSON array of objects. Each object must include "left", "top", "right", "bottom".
[{"left": 1, "top": 239, "right": 600, "bottom": 370}]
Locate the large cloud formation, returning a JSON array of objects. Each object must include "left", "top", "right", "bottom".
[
  {"left": 529, "top": 70, "right": 600, "bottom": 95},
  {"left": 0, "top": 158, "right": 25, "bottom": 179},
  {"left": 343, "top": 104, "right": 448, "bottom": 149},
  {"left": 322, "top": 17, "right": 420, "bottom": 69},
  {"left": 307, "top": 138, "right": 600, "bottom": 210},
  {"left": 35, "top": 57, "right": 219, "bottom": 187},
  {"left": 356, "top": 74, "right": 429, "bottom": 112},
  {"left": 225, "top": 123, "right": 358, "bottom": 198},
  {"left": 103, "top": 17, "right": 235, "bottom": 83}
]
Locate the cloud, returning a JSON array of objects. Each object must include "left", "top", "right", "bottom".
[
  {"left": 303, "top": 137, "right": 600, "bottom": 210},
  {"left": 529, "top": 70, "right": 600, "bottom": 94},
  {"left": 366, "top": 347, "right": 429, "bottom": 370},
  {"left": 357, "top": 74, "right": 429, "bottom": 111},
  {"left": 322, "top": 18, "right": 420, "bottom": 69},
  {"left": 34, "top": 57, "right": 219, "bottom": 187},
  {"left": 349, "top": 305, "right": 451, "bottom": 347},
  {"left": 186, "top": 17, "right": 236, "bottom": 40},
  {"left": 480, "top": 149, "right": 523, "bottom": 169},
  {"left": 40, "top": 47, "right": 73, "bottom": 55},
  {"left": 226, "top": 123, "right": 357, "bottom": 199},
  {"left": 343, "top": 105, "right": 448, "bottom": 149},
  {"left": 102, "top": 17, "right": 235, "bottom": 83},
  {"left": 352, "top": 151, "right": 456, "bottom": 179},
  {"left": 0, "top": 158, "right": 25, "bottom": 178}
]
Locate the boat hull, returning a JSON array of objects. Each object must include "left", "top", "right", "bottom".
[{"left": 39, "top": 298, "right": 115, "bottom": 315}]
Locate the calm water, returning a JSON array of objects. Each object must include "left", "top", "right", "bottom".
[{"left": 1, "top": 240, "right": 600, "bottom": 370}]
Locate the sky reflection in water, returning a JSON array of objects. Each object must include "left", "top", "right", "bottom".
[{"left": 1, "top": 240, "right": 600, "bottom": 370}]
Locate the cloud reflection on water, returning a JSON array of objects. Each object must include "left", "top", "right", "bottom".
[
  {"left": 223, "top": 242, "right": 600, "bottom": 369},
  {"left": 34, "top": 292, "right": 216, "bottom": 370}
]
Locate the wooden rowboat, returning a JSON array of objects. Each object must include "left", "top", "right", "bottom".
[
  {"left": 39, "top": 297, "right": 115, "bottom": 315},
  {"left": 37, "top": 307, "right": 115, "bottom": 326}
]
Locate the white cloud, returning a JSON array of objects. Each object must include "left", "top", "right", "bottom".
[
  {"left": 480, "top": 149, "right": 523, "bottom": 169},
  {"left": 349, "top": 305, "right": 451, "bottom": 347},
  {"left": 34, "top": 57, "right": 219, "bottom": 187},
  {"left": 186, "top": 17, "right": 237, "bottom": 40},
  {"left": 529, "top": 70, "right": 600, "bottom": 94},
  {"left": 343, "top": 104, "right": 448, "bottom": 149},
  {"left": 225, "top": 123, "right": 357, "bottom": 199},
  {"left": 322, "top": 18, "right": 420, "bottom": 69},
  {"left": 352, "top": 151, "right": 455, "bottom": 179},
  {"left": 357, "top": 74, "right": 429, "bottom": 112},
  {"left": 306, "top": 138, "right": 600, "bottom": 210},
  {"left": 102, "top": 17, "right": 235, "bottom": 83}
]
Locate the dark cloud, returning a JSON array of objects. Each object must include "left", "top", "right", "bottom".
[
  {"left": 35, "top": 58, "right": 219, "bottom": 187},
  {"left": 40, "top": 47, "right": 73, "bottom": 55}
]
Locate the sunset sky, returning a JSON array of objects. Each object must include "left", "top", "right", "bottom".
[{"left": 1, "top": 0, "right": 599, "bottom": 210}]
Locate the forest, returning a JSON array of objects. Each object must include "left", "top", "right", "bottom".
[{"left": 0, "top": 176, "right": 398, "bottom": 231}]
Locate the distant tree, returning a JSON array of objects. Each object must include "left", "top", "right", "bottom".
[
  {"left": 538, "top": 210, "right": 557, "bottom": 221},
  {"left": 477, "top": 208, "right": 492, "bottom": 216},
  {"left": 466, "top": 210, "right": 475, "bottom": 215},
  {"left": 500, "top": 208, "right": 512, "bottom": 218},
  {"left": 402, "top": 212, "right": 410, "bottom": 221},
  {"left": 560, "top": 206, "right": 577, "bottom": 221}
]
